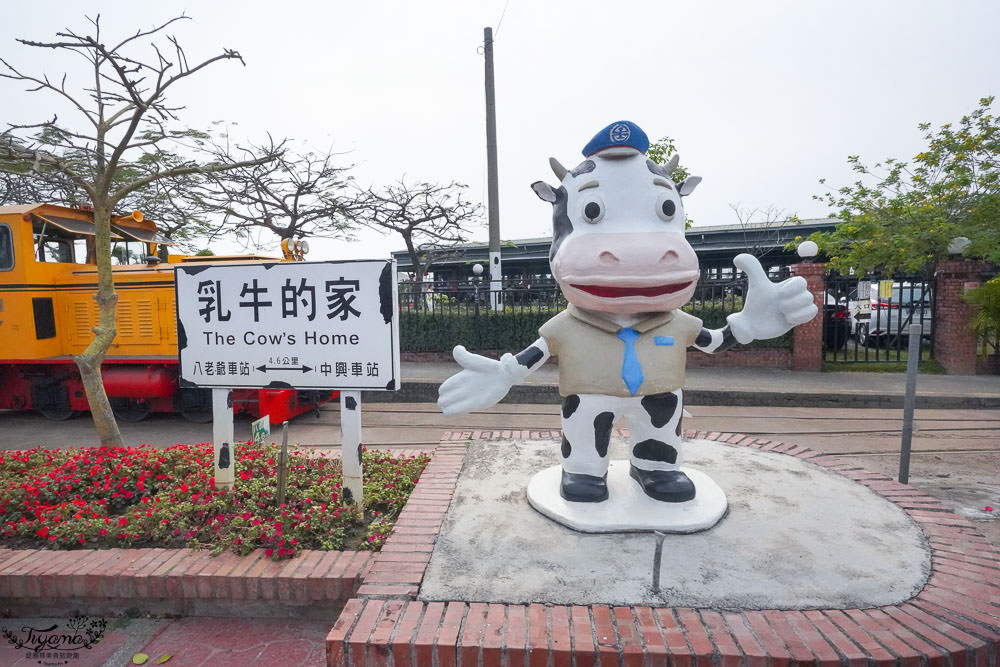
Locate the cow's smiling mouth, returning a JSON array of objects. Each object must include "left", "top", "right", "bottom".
[{"left": 570, "top": 282, "right": 693, "bottom": 298}]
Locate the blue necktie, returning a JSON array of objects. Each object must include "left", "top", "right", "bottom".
[{"left": 617, "top": 327, "right": 643, "bottom": 395}]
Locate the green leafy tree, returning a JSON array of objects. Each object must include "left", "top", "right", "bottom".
[
  {"left": 646, "top": 136, "right": 691, "bottom": 182},
  {"left": 1, "top": 135, "right": 219, "bottom": 255},
  {"left": 647, "top": 136, "right": 696, "bottom": 228},
  {"left": 0, "top": 15, "right": 280, "bottom": 447},
  {"left": 810, "top": 97, "right": 1000, "bottom": 276}
]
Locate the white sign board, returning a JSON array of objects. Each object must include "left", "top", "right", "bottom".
[
  {"left": 856, "top": 280, "right": 872, "bottom": 318},
  {"left": 175, "top": 259, "right": 400, "bottom": 391},
  {"left": 251, "top": 415, "right": 271, "bottom": 446}
]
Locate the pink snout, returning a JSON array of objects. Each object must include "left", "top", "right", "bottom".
[
  {"left": 553, "top": 231, "right": 698, "bottom": 281},
  {"left": 552, "top": 231, "right": 700, "bottom": 314}
]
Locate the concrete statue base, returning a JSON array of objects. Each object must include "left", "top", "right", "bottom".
[{"left": 526, "top": 461, "right": 728, "bottom": 533}]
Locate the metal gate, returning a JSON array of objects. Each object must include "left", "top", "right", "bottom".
[{"left": 823, "top": 274, "right": 935, "bottom": 363}]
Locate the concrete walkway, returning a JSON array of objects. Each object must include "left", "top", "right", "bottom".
[{"left": 389, "top": 361, "right": 1000, "bottom": 408}]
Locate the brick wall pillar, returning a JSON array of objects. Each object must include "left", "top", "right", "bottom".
[
  {"left": 933, "top": 259, "right": 985, "bottom": 375},
  {"left": 790, "top": 262, "right": 825, "bottom": 371}
]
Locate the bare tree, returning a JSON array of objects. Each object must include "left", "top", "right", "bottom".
[
  {"left": 728, "top": 203, "right": 799, "bottom": 262},
  {"left": 0, "top": 15, "right": 281, "bottom": 447},
  {"left": 198, "top": 141, "right": 358, "bottom": 251},
  {"left": 357, "top": 179, "right": 483, "bottom": 283}
]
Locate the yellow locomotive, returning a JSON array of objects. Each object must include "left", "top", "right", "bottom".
[{"left": 0, "top": 203, "right": 330, "bottom": 422}]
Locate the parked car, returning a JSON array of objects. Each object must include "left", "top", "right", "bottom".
[
  {"left": 823, "top": 300, "right": 851, "bottom": 350},
  {"left": 853, "top": 282, "right": 933, "bottom": 347}
]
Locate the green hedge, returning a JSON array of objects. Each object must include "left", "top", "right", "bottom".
[
  {"left": 400, "top": 310, "right": 555, "bottom": 352},
  {"left": 400, "top": 305, "right": 791, "bottom": 352}
]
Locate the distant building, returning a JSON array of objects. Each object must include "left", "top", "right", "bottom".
[{"left": 392, "top": 217, "right": 838, "bottom": 284}]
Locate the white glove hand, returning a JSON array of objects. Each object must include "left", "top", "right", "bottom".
[
  {"left": 437, "top": 345, "right": 528, "bottom": 416},
  {"left": 726, "top": 253, "right": 818, "bottom": 344}
]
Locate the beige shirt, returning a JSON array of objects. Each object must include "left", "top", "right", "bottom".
[{"left": 539, "top": 305, "right": 703, "bottom": 397}]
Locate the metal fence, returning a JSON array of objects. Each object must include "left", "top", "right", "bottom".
[
  {"left": 396, "top": 276, "right": 763, "bottom": 319},
  {"left": 823, "top": 274, "right": 935, "bottom": 364},
  {"left": 395, "top": 274, "right": 785, "bottom": 351},
  {"left": 397, "top": 279, "right": 564, "bottom": 317}
]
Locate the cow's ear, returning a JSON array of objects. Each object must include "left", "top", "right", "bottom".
[
  {"left": 531, "top": 181, "right": 558, "bottom": 203},
  {"left": 677, "top": 175, "right": 702, "bottom": 197}
]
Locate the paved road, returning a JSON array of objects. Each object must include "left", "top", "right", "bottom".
[{"left": 3, "top": 401, "right": 999, "bottom": 452}]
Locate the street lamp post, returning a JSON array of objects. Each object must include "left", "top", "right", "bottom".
[{"left": 473, "top": 263, "right": 484, "bottom": 319}]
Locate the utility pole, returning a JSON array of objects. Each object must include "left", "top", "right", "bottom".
[{"left": 484, "top": 26, "right": 503, "bottom": 310}]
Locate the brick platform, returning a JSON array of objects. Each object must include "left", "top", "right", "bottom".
[{"left": 329, "top": 431, "right": 1000, "bottom": 666}]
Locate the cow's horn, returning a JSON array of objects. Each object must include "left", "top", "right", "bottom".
[
  {"left": 549, "top": 157, "right": 568, "bottom": 180},
  {"left": 665, "top": 154, "right": 680, "bottom": 174}
]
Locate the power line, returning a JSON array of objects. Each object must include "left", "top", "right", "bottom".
[{"left": 494, "top": 0, "right": 512, "bottom": 38}]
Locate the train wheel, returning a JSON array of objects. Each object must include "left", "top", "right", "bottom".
[
  {"left": 37, "top": 406, "right": 79, "bottom": 421},
  {"left": 32, "top": 382, "right": 77, "bottom": 421},
  {"left": 176, "top": 388, "right": 212, "bottom": 423},
  {"left": 111, "top": 398, "right": 151, "bottom": 422}
]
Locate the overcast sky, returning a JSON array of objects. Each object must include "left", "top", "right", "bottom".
[{"left": 3, "top": 1, "right": 999, "bottom": 263}]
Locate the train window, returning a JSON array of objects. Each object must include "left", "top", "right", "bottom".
[
  {"left": 36, "top": 237, "right": 74, "bottom": 263},
  {"left": 112, "top": 241, "right": 141, "bottom": 265},
  {"left": 74, "top": 238, "right": 93, "bottom": 264},
  {"left": 0, "top": 224, "right": 12, "bottom": 270}
]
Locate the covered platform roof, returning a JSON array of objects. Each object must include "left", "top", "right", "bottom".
[{"left": 392, "top": 217, "right": 838, "bottom": 278}]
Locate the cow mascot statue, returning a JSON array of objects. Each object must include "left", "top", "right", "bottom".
[{"left": 439, "top": 121, "right": 817, "bottom": 528}]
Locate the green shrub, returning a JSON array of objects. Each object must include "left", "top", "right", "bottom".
[{"left": 964, "top": 276, "right": 1000, "bottom": 355}]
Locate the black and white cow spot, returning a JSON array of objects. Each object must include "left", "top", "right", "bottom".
[
  {"left": 632, "top": 438, "right": 679, "bottom": 464},
  {"left": 562, "top": 394, "right": 581, "bottom": 419},
  {"left": 593, "top": 411, "right": 615, "bottom": 457},
  {"left": 516, "top": 345, "right": 544, "bottom": 368},
  {"left": 641, "top": 392, "right": 679, "bottom": 429},
  {"left": 548, "top": 186, "right": 572, "bottom": 261}
]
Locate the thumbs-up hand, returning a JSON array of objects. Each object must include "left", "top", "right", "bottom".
[{"left": 725, "top": 253, "right": 818, "bottom": 344}]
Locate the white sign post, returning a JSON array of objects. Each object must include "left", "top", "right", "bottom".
[
  {"left": 340, "top": 391, "right": 363, "bottom": 505},
  {"left": 213, "top": 389, "right": 235, "bottom": 490},
  {"left": 175, "top": 259, "right": 400, "bottom": 499}
]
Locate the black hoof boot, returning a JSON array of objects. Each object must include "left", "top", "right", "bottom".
[
  {"left": 629, "top": 466, "right": 695, "bottom": 502},
  {"left": 560, "top": 470, "right": 608, "bottom": 502}
]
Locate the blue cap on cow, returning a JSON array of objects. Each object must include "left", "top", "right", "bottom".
[{"left": 582, "top": 120, "right": 649, "bottom": 157}]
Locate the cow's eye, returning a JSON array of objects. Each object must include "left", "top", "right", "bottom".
[
  {"left": 581, "top": 197, "right": 604, "bottom": 224},
  {"left": 656, "top": 194, "right": 678, "bottom": 222}
]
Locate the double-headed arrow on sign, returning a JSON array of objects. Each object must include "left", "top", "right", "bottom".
[{"left": 255, "top": 365, "right": 313, "bottom": 373}]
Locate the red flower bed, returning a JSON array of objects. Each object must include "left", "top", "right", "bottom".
[{"left": 0, "top": 442, "right": 429, "bottom": 559}]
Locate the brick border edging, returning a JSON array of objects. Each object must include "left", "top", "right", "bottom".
[
  {"left": 329, "top": 430, "right": 1000, "bottom": 666},
  {"left": 352, "top": 442, "right": 469, "bottom": 600},
  {"left": 0, "top": 545, "right": 373, "bottom": 619}
]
